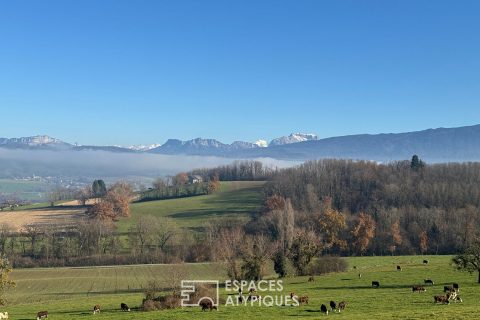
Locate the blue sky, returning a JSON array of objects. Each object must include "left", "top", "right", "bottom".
[{"left": 1, "top": 0, "right": 479, "bottom": 146}]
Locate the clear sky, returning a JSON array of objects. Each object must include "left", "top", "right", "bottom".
[{"left": 1, "top": 0, "right": 479, "bottom": 146}]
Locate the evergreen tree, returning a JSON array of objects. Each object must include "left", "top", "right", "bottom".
[
  {"left": 273, "top": 250, "right": 287, "bottom": 277},
  {"left": 92, "top": 179, "right": 107, "bottom": 198},
  {"left": 410, "top": 155, "right": 425, "bottom": 171}
]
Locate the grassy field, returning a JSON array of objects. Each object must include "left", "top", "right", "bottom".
[
  {"left": 117, "top": 181, "right": 265, "bottom": 232},
  {"left": 0, "top": 179, "right": 50, "bottom": 202},
  {"left": 0, "top": 181, "right": 265, "bottom": 232},
  {"left": 4, "top": 255, "right": 480, "bottom": 319},
  {"left": 3, "top": 182, "right": 479, "bottom": 318}
]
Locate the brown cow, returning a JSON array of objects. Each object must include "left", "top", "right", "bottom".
[
  {"left": 36, "top": 311, "right": 48, "bottom": 320},
  {"left": 434, "top": 295, "right": 450, "bottom": 304},
  {"left": 290, "top": 292, "right": 308, "bottom": 305},
  {"left": 338, "top": 301, "right": 347, "bottom": 312},
  {"left": 299, "top": 295, "right": 309, "bottom": 305},
  {"left": 199, "top": 299, "right": 217, "bottom": 311},
  {"left": 308, "top": 276, "right": 315, "bottom": 282},
  {"left": 412, "top": 285, "right": 426, "bottom": 292},
  {"left": 93, "top": 304, "right": 101, "bottom": 314}
]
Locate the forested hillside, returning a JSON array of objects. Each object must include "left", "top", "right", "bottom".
[{"left": 261, "top": 158, "right": 480, "bottom": 255}]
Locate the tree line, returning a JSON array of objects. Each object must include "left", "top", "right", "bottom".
[
  {"left": 188, "top": 160, "right": 277, "bottom": 181},
  {"left": 139, "top": 173, "right": 220, "bottom": 202}
]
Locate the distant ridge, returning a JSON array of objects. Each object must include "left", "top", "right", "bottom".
[{"left": 2, "top": 125, "right": 480, "bottom": 162}]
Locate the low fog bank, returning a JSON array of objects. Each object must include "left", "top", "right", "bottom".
[{"left": 0, "top": 149, "right": 299, "bottom": 179}]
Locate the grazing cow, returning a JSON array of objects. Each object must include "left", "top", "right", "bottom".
[
  {"left": 36, "top": 311, "right": 48, "bottom": 320},
  {"left": 423, "top": 260, "right": 429, "bottom": 264},
  {"left": 447, "top": 291, "right": 457, "bottom": 301},
  {"left": 308, "top": 276, "right": 315, "bottom": 282},
  {"left": 433, "top": 295, "right": 450, "bottom": 304},
  {"left": 424, "top": 279, "right": 434, "bottom": 285},
  {"left": 298, "top": 295, "right": 309, "bottom": 305},
  {"left": 358, "top": 273, "right": 362, "bottom": 278},
  {"left": 120, "top": 303, "right": 130, "bottom": 312},
  {"left": 444, "top": 286, "right": 455, "bottom": 293},
  {"left": 329, "top": 300, "right": 337, "bottom": 312},
  {"left": 290, "top": 292, "right": 298, "bottom": 305},
  {"left": 453, "top": 283, "right": 459, "bottom": 291},
  {"left": 372, "top": 281, "right": 380, "bottom": 288},
  {"left": 353, "top": 266, "right": 357, "bottom": 269},
  {"left": 247, "top": 294, "right": 261, "bottom": 302},
  {"left": 290, "top": 292, "right": 307, "bottom": 305},
  {"left": 338, "top": 301, "right": 347, "bottom": 312},
  {"left": 412, "top": 285, "right": 426, "bottom": 292},
  {"left": 93, "top": 305, "right": 100, "bottom": 314},
  {"left": 0, "top": 312, "right": 8, "bottom": 319},
  {"left": 397, "top": 265, "right": 402, "bottom": 271},
  {"left": 320, "top": 304, "right": 328, "bottom": 315},
  {"left": 199, "top": 299, "right": 217, "bottom": 311}
]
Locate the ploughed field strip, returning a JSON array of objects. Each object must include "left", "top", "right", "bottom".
[
  {"left": 4, "top": 255, "right": 480, "bottom": 319},
  {"left": 0, "top": 206, "right": 85, "bottom": 231}
]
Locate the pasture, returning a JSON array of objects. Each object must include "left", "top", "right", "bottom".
[
  {"left": 0, "top": 181, "right": 265, "bottom": 232},
  {"left": 117, "top": 180, "right": 265, "bottom": 232},
  {"left": 4, "top": 255, "right": 480, "bottom": 319}
]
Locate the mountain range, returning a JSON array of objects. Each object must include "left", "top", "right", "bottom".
[{"left": 2, "top": 125, "right": 480, "bottom": 162}]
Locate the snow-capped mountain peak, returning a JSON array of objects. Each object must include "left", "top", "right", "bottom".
[
  {"left": 0, "top": 135, "right": 68, "bottom": 147},
  {"left": 126, "top": 144, "right": 162, "bottom": 151},
  {"left": 254, "top": 139, "right": 268, "bottom": 148},
  {"left": 24, "top": 135, "right": 64, "bottom": 145},
  {"left": 269, "top": 133, "right": 318, "bottom": 146}
]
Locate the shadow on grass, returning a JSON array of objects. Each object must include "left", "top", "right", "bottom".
[
  {"left": 313, "top": 284, "right": 414, "bottom": 290},
  {"left": 169, "top": 187, "right": 263, "bottom": 220}
]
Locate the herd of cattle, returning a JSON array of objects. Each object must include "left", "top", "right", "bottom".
[
  {"left": 369, "top": 261, "right": 464, "bottom": 307},
  {"left": 0, "top": 259, "right": 467, "bottom": 318},
  {"left": 200, "top": 260, "right": 465, "bottom": 315},
  {"left": 0, "top": 303, "right": 133, "bottom": 320},
  {"left": 35, "top": 303, "right": 131, "bottom": 319}
]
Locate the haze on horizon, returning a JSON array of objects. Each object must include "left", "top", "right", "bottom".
[{"left": 1, "top": 0, "right": 480, "bottom": 145}]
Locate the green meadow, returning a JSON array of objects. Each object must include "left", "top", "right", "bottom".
[
  {"left": 117, "top": 181, "right": 265, "bottom": 232},
  {"left": 4, "top": 255, "right": 480, "bottom": 319}
]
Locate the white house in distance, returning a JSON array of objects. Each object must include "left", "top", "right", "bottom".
[{"left": 188, "top": 175, "right": 203, "bottom": 184}]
